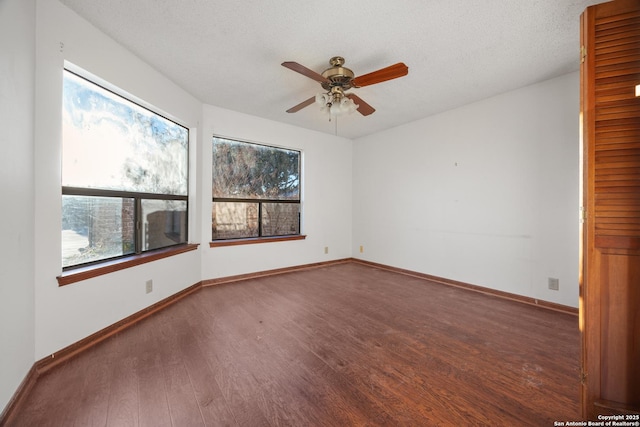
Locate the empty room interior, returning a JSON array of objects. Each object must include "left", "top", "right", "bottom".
[{"left": 2, "top": 0, "right": 639, "bottom": 425}]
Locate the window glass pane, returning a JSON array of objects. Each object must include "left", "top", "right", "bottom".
[
  {"left": 62, "top": 70, "right": 188, "bottom": 195},
  {"left": 141, "top": 199, "right": 187, "bottom": 251},
  {"left": 212, "top": 202, "right": 259, "bottom": 239},
  {"left": 212, "top": 137, "right": 300, "bottom": 200},
  {"left": 62, "top": 195, "right": 135, "bottom": 267},
  {"left": 262, "top": 203, "right": 300, "bottom": 236}
]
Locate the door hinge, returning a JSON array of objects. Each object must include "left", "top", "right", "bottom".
[
  {"left": 581, "top": 46, "right": 587, "bottom": 63},
  {"left": 580, "top": 206, "right": 587, "bottom": 223}
]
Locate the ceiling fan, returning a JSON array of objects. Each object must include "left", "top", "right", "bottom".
[{"left": 282, "top": 56, "right": 409, "bottom": 117}]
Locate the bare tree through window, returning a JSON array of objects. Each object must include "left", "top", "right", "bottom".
[{"left": 212, "top": 137, "right": 300, "bottom": 240}]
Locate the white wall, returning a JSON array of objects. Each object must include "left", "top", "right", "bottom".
[
  {"left": 353, "top": 72, "right": 580, "bottom": 308},
  {"left": 200, "top": 105, "right": 353, "bottom": 279},
  {"left": 33, "top": 0, "right": 203, "bottom": 359},
  {"left": 0, "top": 0, "right": 37, "bottom": 413}
]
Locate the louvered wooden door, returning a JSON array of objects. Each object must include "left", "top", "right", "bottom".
[{"left": 580, "top": 0, "right": 640, "bottom": 418}]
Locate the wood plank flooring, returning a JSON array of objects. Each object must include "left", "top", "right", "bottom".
[{"left": 9, "top": 262, "right": 581, "bottom": 426}]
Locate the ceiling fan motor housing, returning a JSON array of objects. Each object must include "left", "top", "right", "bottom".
[{"left": 321, "top": 56, "right": 354, "bottom": 91}]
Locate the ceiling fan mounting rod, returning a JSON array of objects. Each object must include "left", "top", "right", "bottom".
[{"left": 329, "top": 56, "right": 345, "bottom": 66}]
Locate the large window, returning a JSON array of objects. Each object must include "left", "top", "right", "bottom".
[
  {"left": 62, "top": 69, "right": 189, "bottom": 269},
  {"left": 212, "top": 137, "right": 300, "bottom": 240}
]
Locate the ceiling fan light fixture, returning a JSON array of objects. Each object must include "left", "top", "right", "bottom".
[
  {"left": 315, "top": 90, "right": 358, "bottom": 116},
  {"left": 339, "top": 97, "right": 358, "bottom": 115},
  {"left": 330, "top": 100, "right": 343, "bottom": 116},
  {"left": 315, "top": 93, "right": 330, "bottom": 108}
]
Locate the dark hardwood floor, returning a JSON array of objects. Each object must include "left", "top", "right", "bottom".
[{"left": 9, "top": 262, "right": 580, "bottom": 426}]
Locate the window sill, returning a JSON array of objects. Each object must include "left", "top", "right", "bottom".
[
  {"left": 210, "top": 235, "right": 306, "bottom": 248},
  {"left": 57, "top": 243, "right": 200, "bottom": 286}
]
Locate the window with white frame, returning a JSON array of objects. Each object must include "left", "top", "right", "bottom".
[
  {"left": 212, "top": 137, "right": 301, "bottom": 240},
  {"left": 61, "top": 69, "right": 189, "bottom": 269}
]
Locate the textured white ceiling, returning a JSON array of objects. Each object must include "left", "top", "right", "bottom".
[{"left": 58, "top": 0, "right": 603, "bottom": 139}]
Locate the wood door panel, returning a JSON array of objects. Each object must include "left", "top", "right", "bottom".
[
  {"left": 598, "top": 252, "right": 640, "bottom": 404},
  {"left": 592, "top": 0, "right": 640, "bottom": 247},
  {"left": 581, "top": 0, "right": 640, "bottom": 418}
]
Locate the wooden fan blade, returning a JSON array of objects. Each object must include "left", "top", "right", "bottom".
[
  {"left": 346, "top": 93, "right": 375, "bottom": 116},
  {"left": 282, "top": 61, "right": 330, "bottom": 83},
  {"left": 286, "top": 96, "right": 316, "bottom": 113},
  {"left": 351, "top": 62, "right": 408, "bottom": 87}
]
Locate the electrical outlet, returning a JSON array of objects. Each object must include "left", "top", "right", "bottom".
[
  {"left": 324, "top": 246, "right": 329, "bottom": 254},
  {"left": 145, "top": 279, "right": 153, "bottom": 294},
  {"left": 359, "top": 245, "right": 364, "bottom": 253},
  {"left": 548, "top": 278, "right": 559, "bottom": 291}
]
